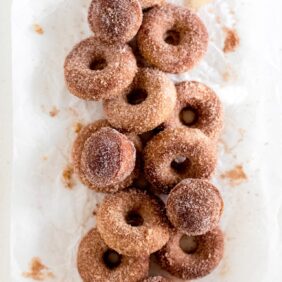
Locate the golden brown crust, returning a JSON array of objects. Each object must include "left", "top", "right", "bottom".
[
  {"left": 103, "top": 68, "right": 177, "bottom": 134},
  {"left": 137, "top": 4, "right": 208, "bottom": 73},
  {"left": 72, "top": 120, "right": 141, "bottom": 193},
  {"left": 77, "top": 228, "right": 149, "bottom": 282},
  {"left": 64, "top": 37, "right": 137, "bottom": 101},
  {"left": 88, "top": 0, "right": 142, "bottom": 44},
  {"left": 96, "top": 189, "right": 170, "bottom": 257},
  {"left": 144, "top": 128, "right": 217, "bottom": 194},
  {"left": 139, "top": 0, "right": 165, "bottom": 9},
  {"left": 155, "top": 228, "right": 224, "bottom": 280},
  {"left": 164, "top": 81, "right": 223, "bottom": 140},
  {"left": 167, "top": 179, "right": 224, "bottom": 235}
]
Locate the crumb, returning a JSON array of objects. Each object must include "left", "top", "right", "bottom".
[
  {"left": 223, "top": 28, "right": 240, "bottom": 53},
  {"left": 221, "top": 165, "right": 247, "bottom": 186},
  {"left": 49, "top": 106, "right": 59, "bottom": 117},
  {"left": 92, "top": 204, "right": 100, "bottom": 216},
  {"left": 222, "top": 68, "right": 231, "bottom": 82},
  {"left": 33, "top": 24, "right": 44, "bottom": 35},
  {"left": 73, "top": 122, "right": 84, "bottom": 134},
  {"left": 42, "top": 155, "right": 48, "bottom": 161},
  {"left": 62, "top": 165, "right": 75, "bottom": 189},
  {"left": 23, "top": 257, "right": 54, "bottom": 281}
]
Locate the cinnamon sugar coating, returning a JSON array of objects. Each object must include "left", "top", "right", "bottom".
[
  {"left": 137, "top": 4, "right": 208, "bottom": 73},
  {"left": 140, "top": 0, "right": 165, "bottom": 9},
  {"left": 77, "top": 228, "right": 149, "bottom": 282},
  {"left": 164, "top": 81, "right": 223, "bottom": 140},
  {"left": 144, "top": 128, "right": 217, "bottom": 194},
  {"left": 167, "top": 179, "right": 224, "bottom": 235},
  {"left": 143, "top": 276, "right": 170, "bottom": 282},
  {"left": 96, "top": 189, "right": 170, "bottom": 257},
  {"left": 72, "top": 120, "right": 141, "bottom": 193},
  {"left": 103, "top": 68, "right": 177, "bottom": 134},
  {"left": 88, "top": 0, "right": 142, "bottom": 44},
  {"left": 155, "top": 228, "right": 224, "bottom": 280},
  {"left": 64, "top": 37, "right": 137, "bottom": 101}
]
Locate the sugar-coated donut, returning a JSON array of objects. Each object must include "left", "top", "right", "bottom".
[
  {"left": 103, "top": 68, "right": 177, "bottom": 134},
  {"left": 77, "top": 228, "right": 149, "bottom": 282},
  {"left": 72, "top": 120, "right": 141, "bottom": 193},
  {"left": 167, "top": 179, "right": 224, "bottom": 235},
  {"left": 140, "top": 0, "right": 165, "bottom": 9},
  {"left": 156, "top": 228, "right": 224, "bottom": 280},
  {"left": 88, "top": 0, "right": 142, "bottom": 44},
  {"left": 64, "top": 37, "right": 137, "bottom": 101},
  {"left": 164, "top": 81, "right": 223, "bottom": 140},
  {"left": 96, "top": 189, "right": 170, "bottom": 257},
  {"left": 144, "top": 128, "right": 217, "bottom": 194},
  {"left": 137, "top": 4, "right": 208, "bottom": 73},
  {"left": 143, "top": 276, "right": 170, "bottom": 282}
]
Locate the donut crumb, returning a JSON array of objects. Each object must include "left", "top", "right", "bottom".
[
  {"left": 223, "top": 28, "right": 240, "bottom": 53},
  {"left": 73, "top": 122, "right": 84, "bottom": 134},
  {"left": 62, "top": 165, "right": 75, "bottom": 189},
  {"left": 33, "top": 24, "right": 44, "bottom": 35},
  {"left": 221, "top": 165, "right": 247, "bottom": 185},
  {"left": 49, "top": 106, "right": 59, "bottom": 117}
]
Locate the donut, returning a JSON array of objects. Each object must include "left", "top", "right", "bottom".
[
  {"left": 139, "top": 0, "right": 165, "bottom": 9},
  {"left": 77, "top": 228, "right": 149, "bottom": 282},
  {"left": 143, "top": 276, "right": 170, "bottom": 282},
  {"left": 64, "top": 37, "right": 137, "bottom": 101},
  {"left": 72, "top": 120, "right": 141, "bottom": 193},
  {"left": 144, "top": 128, "right": 217, "bottom": 194},
  {"left": 166, "top": 179, "right": 224, "bottom": 235},
  {"left": 88, "top": 0, "right": 142, "bottom": 44},
  {"left": 103, "top": 68, "right": 177, "bottom": 134},
  {"left": 164, "top": 81, "right": 223, "bottom": 140},
  {"left": 155, "top": 228, "right": 224, "bottom": 280},
  {"left": 96, "top": 189, "right": 170, "bottom": 257},
  {"left": 137, "top": 4, "right": 208, "bottom": 73}
]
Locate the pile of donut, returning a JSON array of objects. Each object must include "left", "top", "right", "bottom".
[{"left": 64, "top": 0, "right": 224, "bottom": 281}]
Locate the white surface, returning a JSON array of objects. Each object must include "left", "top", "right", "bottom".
[
  {"left": 11, "top": 0, "right": 282, "bottom": 282},
  {"left": 0, "top": 0, "right": 12, "bottom": 281}
]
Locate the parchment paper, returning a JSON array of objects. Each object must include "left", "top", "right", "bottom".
[{"left": 12, "top": 0, "right": 282, "bottom": 281}]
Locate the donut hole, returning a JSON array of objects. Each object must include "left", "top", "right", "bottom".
[
  {"left": 125, "top": 210, "right": 144, "bottom": 227},
  {"left": 127, "top": 89, "right": 148, "bottom": 105},
  {"left": 180, "top": 107, "right": 198, "bottom": 126},
  {"left": 103, "top": 249, "right": 122, "bottom": 269},
  {"left": 164, "top": 29, "right": 181, "bottom": 46},
  {"left": 89, "top": 58, "right": 107, "bottom": 71},
  {"left": 171, "top": 156, "right": 191, "bottom": 174},
  {"left": 179, "top": 235, "right": 198, "bottom": 254}
]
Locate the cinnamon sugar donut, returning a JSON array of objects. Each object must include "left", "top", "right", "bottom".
[
  {"left": 64, "top": 37, "right": 137, "bottom": 101},
  {"left": 144, "top": 128, "right": 217, "bottom": 194},
  {"left": 167, "top": 179, "right": 224, "bottom": 236},
  {"left": 72, "top": 120, "right": 141, "bottom": 193},
  {"left": 165, "top": 81, "right": 223, "bottom": 140},
  {"left": 140, "top": 0, "right": 165, "bottom": 9},
  {"left": 143, "top": 276, "right": 170, "bottom": 282},
  {"left": 88, "top": 0, "right": 142, "bottom": 44},
  {"left": 96, "top": 189, "right": 170, "bottom": 257},
  {"left": 155, "top": 228, "right": 224, "bottom": 280},
  {"left": 137, "top": 4, "right": 208, "bottom": 73},
  {"left": 103, "top": 68, "right": 177, "bottom": 134},
  {"left": 77, "top": 228, "right": 149, "bottom": 282}
]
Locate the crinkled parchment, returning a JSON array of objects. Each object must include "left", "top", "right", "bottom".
[{"left": 12, "top": 0, "right": 282, "bottom": 281}]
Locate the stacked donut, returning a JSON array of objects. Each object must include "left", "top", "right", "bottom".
[{"left": 65, "top": 0, "right": 224, "bottom": 281}]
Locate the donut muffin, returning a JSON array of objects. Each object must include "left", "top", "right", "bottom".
[
  {"left": 156, "top": 228, "right": 224, "bottom": 280},
  {"left": 103, "top": 68, "right": 177, "bottom": 134},
  {"left": 96, "top": 189, "right": 170, "bottom": 257},
  {"left": 137, "top": 4, "right": 208, "bottom": 73},
  {"left": 64, "top": 37, "right": 137, "bottom": 100},
  {"left": 165, "top": 81, "right": 223, "bottom": 140},
  {"left": 144, "top": 128, "right": 217, "bottom": 193},
  {"left": 167, "top": 179, "right": 224, "bottom": 235},
  {"left": 77, "top": 228, "right": 149, "bottom": 282},
  {"left": 72, "top": 120, "right": 140, "bottom": 193},
  {"left": 88, "top": 0, "right": 142, "bottom": 44}
]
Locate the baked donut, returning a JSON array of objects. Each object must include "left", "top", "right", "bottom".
[
  {"left": 167, "top": 179, "right": 224, "bottom": 235},
  {"left": 72, "top": 120, "right": 141, "bottom": 193},
  {"left": 103, "top": 68, "right": 177, "bottom": 134},
  {"left": 144, "top": 128, "right": 217, "bottom": 193},
  {"left": 64, "top": 37, "right": 137, "bottom": 101},
  {"left": 140, "top": 0, "right": 165, "bottom": 9},
  {"left": 155, "top": 228, "right": 224, "bottom": 280},
  {"left": 164, "top": 81, "right": 223, "bottom": 140},
  {"left": 137, "top": 4, "right": 208, "bottom": 73},
  {"left": 77, "top": 228, "right": 149, "bottom": 282},
  {"left": 88, "top": 0, "right": 142, "bottom": 44},
  {"left": 143, "top": 276, "right": 170, "bottom": 282},
  {"left": 96, "top": 189, "right": 170, "bottom": 257}
]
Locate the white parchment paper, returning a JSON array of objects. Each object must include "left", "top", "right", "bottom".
[{"left": 12, "top": 0, "right": 282, "bottom": 281}]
